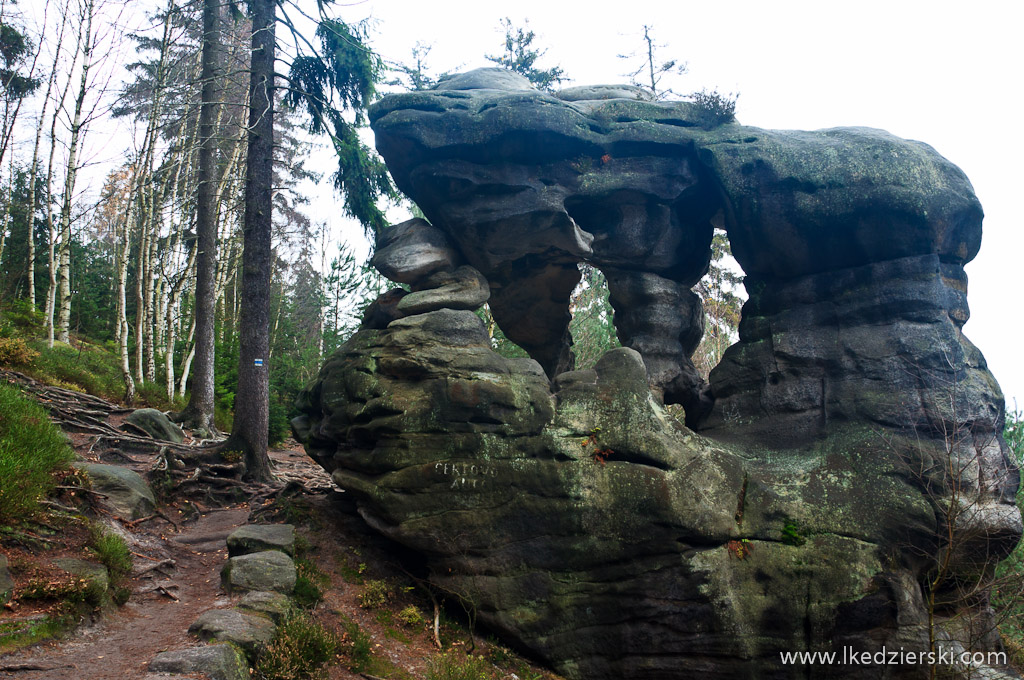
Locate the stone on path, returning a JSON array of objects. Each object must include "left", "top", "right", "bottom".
[
  {"left": 226, "top": 524, "right": 295, "bottom": 557},
  {"left": 52, "top": 557, "right": 108, "bottom": 595},
  {"left": 187, "top": 608, "right": 275, "bottom": 657},
  {"left": 236, "top": 590, "right": 291, "bottom": 623},
  {"left": 221, "top": 550, "right": 296, "bottom": 595},
  {"left": 149, "top": 643, "right": 249, "bottom": 680}
]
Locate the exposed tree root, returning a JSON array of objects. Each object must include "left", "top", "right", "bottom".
[{"left": 2, "top": 368, "right": 333, "bottom": 512}]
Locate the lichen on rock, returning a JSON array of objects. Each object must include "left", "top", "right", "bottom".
[{"left": 292, "top": 68, "right": 1021, "bottom": 679}]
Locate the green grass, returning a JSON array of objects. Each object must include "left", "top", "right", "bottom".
[
  {"left": 425, "top": 651, "right": 496, "bottom": 680},
  {"left": 23, "top": 339, "right": 125, "bottom": 401},
  {"left": 293, "top": 557, "right": 328, "bottom": 609},
  {"left": 340, "top": 614, "right": 373, "bottom": 671},
  {"left": 0, "top": 615, "right": 75, "bottom": 652},
  {"left": 0, "top": 383, "right": 75, "bottom": 523},
  {"left": 254, "top": 610, "right": 341, "bottom": 679},
  {"left": 0, "top": 304, "right": 183, "bottom": 411},
  {"left": 336, "top": 612, "right": 415, "bottom": 679},
  {"left": 88, "top": 524, "right": 133, "bottom": 597}
]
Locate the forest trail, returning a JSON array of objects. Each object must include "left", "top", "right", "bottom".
[
  {"left": 0, "top": 370, "right": 333, "bottom": 679},
  {"left": 0, "top": 507, "right": 248, "bottom": 679}
]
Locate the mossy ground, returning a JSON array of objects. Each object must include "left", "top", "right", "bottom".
[{"left": 0, "top": 511, "right": 122, "bottom": 653}]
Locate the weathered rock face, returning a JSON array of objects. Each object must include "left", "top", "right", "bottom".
[{"left": 294, "top": 69, "right": 1021, "bottom": 679}]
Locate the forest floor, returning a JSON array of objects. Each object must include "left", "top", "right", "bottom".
[{"left": 0, "top": 371, "right": 556, "bottom": 680}]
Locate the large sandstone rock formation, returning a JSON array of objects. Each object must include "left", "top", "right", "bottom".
[{"left": 293, "top": 69, "right": 1020, "bottom": 679}]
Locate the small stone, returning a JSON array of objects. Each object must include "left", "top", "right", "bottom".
[
  {"left": 188, "top": 608, "right": 275, "bottom": 657},
  {"left": 226, "top": 524, "right": 295, "bottom": 557},
  {"left": 149, "top": 643, "right": 249, "bottom": 680},
  {"left": 221, "top": 550, "right": 296, "bottom": 595},
  {"left": 123, "top": 408, "right": 185, "bottom": 443},
  {"left": 74, "top": 462, "right": 156, "bottom": 520},
  {"left": 398, "top": 265, "right": 490, "bottom": 314},
  {"left": 236, "top": 590, "right": 291, "bottom": 623}
]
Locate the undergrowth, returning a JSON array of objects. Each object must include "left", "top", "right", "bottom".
[
  {"left": 995, "top": 408, "right": 1024, "bottom": 666},
  {"left": 293, "top": 557, "right": 328, "bottom": 609},
  {"left": 254, "top": 610, "right": 341, "bottom": 679},
  {"left": 688, "top": 87, "right": 739, "bottom": 129},
  {"left": 87, "top": 524, "right": 133, "bottom": 604},
  {"left": 0, "top": 383, "right": 74, "bottom": 523},
  {"left": 425, "top": 651, "right": 496, "bottom": 680},
  {"left": 358, "top": 578, "right": 392, "bottom": 609}
]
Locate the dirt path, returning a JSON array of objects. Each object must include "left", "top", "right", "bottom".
[
  {"left": 0, "top": 374, "right": 334, "bottom": 679},
  {"left": 0, "top": 505, "right": 250, "bottom": 679}
]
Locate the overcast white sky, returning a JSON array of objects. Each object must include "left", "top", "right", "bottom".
[
  {"left": 26, "top": 0, "right": 1021, "bottom": 412},
  {"left": 343, "top": 0, "right": 1023, "bottom": 412}
]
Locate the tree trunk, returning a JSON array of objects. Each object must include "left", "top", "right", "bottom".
[
  {"left": 175, "top": 0, "right": 221, "bottom": 433},
  {"left": 45, "top": 19, "right": 79, "bottom": 348},
  {"left": 161, "top": 115, "right": 195, "bottom": 402},
  {"left": 144, "top": 219, "right": 159, "bottom": 383},
  {"left": 178, "top": 315, "right": 196, "bottom": 399},
  {"left": 0, "top": 159, "right": 11, "bottom": 265},
  {"left": 223, "top": 0, "right": 274, "bottom": 481},
  {"left": 25, "top": 84, "right": 56, "bottom": 310},
  {"left": 56, "top": 0, "right": 95, "bottom": 344},
  {"left": 166, "top": 244, "right": 195, "bottom": 401},
  {"left": 115, "top": 203, "right": 136, "bottom": 403},
  {"left": 134, "top": 206, "right": 148, "bottom": 383}
]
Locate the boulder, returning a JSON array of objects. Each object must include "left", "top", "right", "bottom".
[
  {"left": 221, "top": 550, "right": 296, "bottom": 595},
  {"left": 369, "top": 67, "right": 983, "bottom": 409},
  {"left": 148, "top": 644, "right": 249, "bottom": 680},
  {"left": 123, "top": 408, "right": 185, "bottom": 443},
  {"left": 226, "top": 524, "right": 295, "bottom": 557},
  {"left": 75, "top": 462, "right": 156, "bottom": 520},
  {"left": 371, "top": 218, "right": 462, "bottom": 286},
  {"left": 283, "top": 69, "right": 1022, "bottom": 679},
  {"left": 187, "top": 608, "right": 275, "bottom": 657}
]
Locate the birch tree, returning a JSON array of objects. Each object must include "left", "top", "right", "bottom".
[{"left": 54, "top": 0, "right": 96, "bottom": 344}]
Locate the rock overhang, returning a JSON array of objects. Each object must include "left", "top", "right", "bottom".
[{"left": 294, "top": 68, "right": 1019, "bottom": 679}]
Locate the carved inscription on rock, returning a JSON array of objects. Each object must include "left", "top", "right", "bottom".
[{"left": 435, "top": 461, "right": 498, "bottom": 490}]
